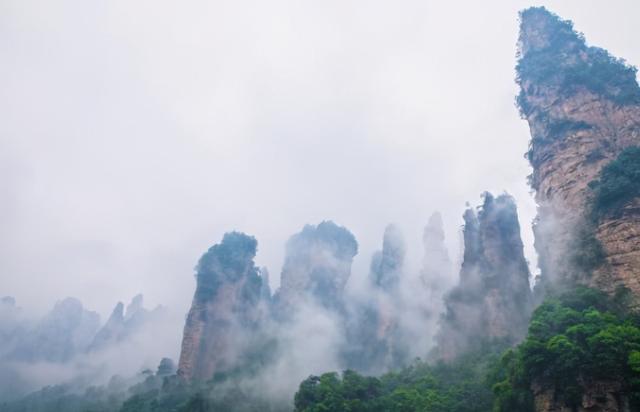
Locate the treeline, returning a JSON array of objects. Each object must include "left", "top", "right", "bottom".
[{"left": 293, "top": 287, "right": 640, "bottom": 412}]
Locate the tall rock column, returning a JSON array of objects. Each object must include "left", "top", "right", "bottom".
[
  {"left": 346, "top": 224, "right": 407, "bottom": 373},
  {"left": 517, "top": 7, "right": 640, "bottom": 298},
  {"left": 436, "top": 193, "right": 532, "bottom": 360},
  {"left": 420, "top": 212, "right": 453, "bottom": 318},
  {"left": 177, "top": 232, "right": 265, "bottom": 381},
  {"left": 273, "top": 221, "right": 358, "bottom": 316}
]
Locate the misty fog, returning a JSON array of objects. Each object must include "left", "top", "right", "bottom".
[{"left": 3, "top": 0, "right": 640, "bottom": 405}]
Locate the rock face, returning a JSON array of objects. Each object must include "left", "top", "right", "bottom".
[
  {"left": 370, "top": 224, "right": 405, "bottom": 290},
  {"left": 517, "top": 7, "right": 640, "bottom": 410},
  {"left": 436, "top": 193, "right": 532, "bottom": 360},
  {"left": 177, "top": 222, "right": 356, "bottom": 383},
  {"left": 157, "top": 357, "right": 177, "bottom": 376},
  {"left": 90, "top": 302, "right": 125, "bottom": 351},
  {"left": 0, "top": 297, "right": 24, "bottom": 360},
  {"left": 0, "top": 295, "right": 174, "bottom": 400},
  {"left": 346, "top": 225, "right": 407, "bottom": 373},
  {"left": 420, "top": 212, "right": 453, "bottom": 318},
  {"left": 89, "top": 294, "right": 164, "bottom": 352},
  {"left": 273, "top": 221, "right": 358, "bottom": 316},
  {"left": 13, "top": 297, "right": 100, "bottom": 362},
  {"left": 259, "top": 267, "right": 272, "bottom": 302},
  {"left": 177, "top": 232, "right": 266, "bottom": 381},
  {"left": 532, "top": 381, "right": 630, "bottom": 412},
  {"left": 517, "top": 7, "right": 640, "bottom": 298}
]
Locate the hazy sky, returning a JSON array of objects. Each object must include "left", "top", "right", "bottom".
[{"left": 2, "top": 0, "right": 640, "bottom": 320}]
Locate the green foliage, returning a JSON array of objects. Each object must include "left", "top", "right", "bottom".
[
  {"left": 490, "top": 349, "right": 534, "bottom": 412},
  {"left": 194, "top": 231, "right": 262, "bottom": 303},
  {"left": 13, "top": 287, "right": 640, "bottom": 412},
  {"left": 318, "top": 287, "right": 640, "bottom": 412},
  {"left": 545, "top": 119, "right": 591, "bottom": 140},
  {"left": 118, "top": 336, "right": 284, "bottom": 412},
  {"left": 589, "top": 146, "right": 640, "bottom": 219},
  {"left": 498, "top": 287, "right": 640, "bottom": 409},
  {"left": 569, "top": 223, "right": 606, "bottom": 274},
  {"left": 516, "top": 8, "right": 640, "bottom": 118},
  {"left": 119, "top": 376, "right": 198, "bottom": 412},
  {"left": 568, "top": 146, "right": 640, "bottom": 276},
  {"left": 0, "top": 382, "right": 130, "bottom": 412},
  {"left": 294, "top": 346, "right": 509, "bottom": 412},
  {"left": 119, "top": 376, "right": 289, "bottom": 412},
  {"left": 295, "top": 371, "right": 384, "bottom": 412}
]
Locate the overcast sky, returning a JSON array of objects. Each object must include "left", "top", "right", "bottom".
[{"left": 2, "top": 0, "right": 640, "bottom": 320}]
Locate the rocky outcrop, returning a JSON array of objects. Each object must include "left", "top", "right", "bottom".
[
  {"left": 259, "top": 267, "right": 272, "bottom": 302},
  {"left": 156, "top": 357, "right": 177, "bottom": 377},
  {"left": 177, "top": 232, "right": 267, "bottom": 381},
  {"left": 0, "top": 297, "right": 24, "bottom": 360},
  {"left": 532, "top": 381, "right": 630, "bottom": 412},
  {"left": 517, "top": 7, "right": 640, "bottom": 410},
  {"left": 177, "top": 222, "right": 356, "bottom": 382},
  {"left": 517, "top": 7, "right": 640, "bottom": 298},
  {"left": 0, "top": 295, "right": 176, "bottom": 401},
  {"left": 436, "top": 193, "right": 532, "bottom": 360},
  {"left": 346, "top": 225, "right": 407, "bottom": 373},
  {"left": 370, "top": 224, "right": 405, "bottom": 290},
  {"left": 273, "top": 221, "right": 358, "bottom": 316},
  {"left": 420, "top": 212, "right": 453, "bottom": 318},
  {"left": 89, "top": 294, "right": 164, "bottom": 352},
  {"left": 11, "top": 297, "right": 100, "bottom": 362},
  {"left": 90, "top": 302, "right": 124, "bottom": 352}
]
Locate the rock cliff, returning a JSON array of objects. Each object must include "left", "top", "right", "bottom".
[
  {"left": 532, "top": 381, "right": 630, "bottom": 412},
  {"left": 420, "top": 212, "right": 453, "bottom": 319},
  {"left": 436, "top": 193, "right": 532, "bottom": 360},
  {"left": 177, "top": 232, "right": 266, "bottom": 381},
  {"left": 517, "top": 7, "right": 640, "bottom": 299},
  {"left": 518, "top": 7, "right": 640, "bottom": 410},
  {"left": 273, "top": 221, "right": 358, "bottom": 316},
  {"left": 345, "top": 224, "right": 407, "bottom": 373},
  {"left": 0, "top": 297, "right": 24, "bottom": 360},
  {"left": 13, "top": 297, "right": 100, "bottom": 362},
  {"left": 89, "top": 294, "right": 164, "bottom": 352}
]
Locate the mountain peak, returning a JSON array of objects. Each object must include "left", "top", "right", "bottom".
[{"left": 518, "top": 7, "right": 583, "bottom": 57}]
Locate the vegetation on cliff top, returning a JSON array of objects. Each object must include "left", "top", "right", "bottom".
[
  {"left": 194, "top": 231, "right": 262, "bottom": 302},
  {"left": 516, "top": 7, "right": 640, "bottom": 118}
]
